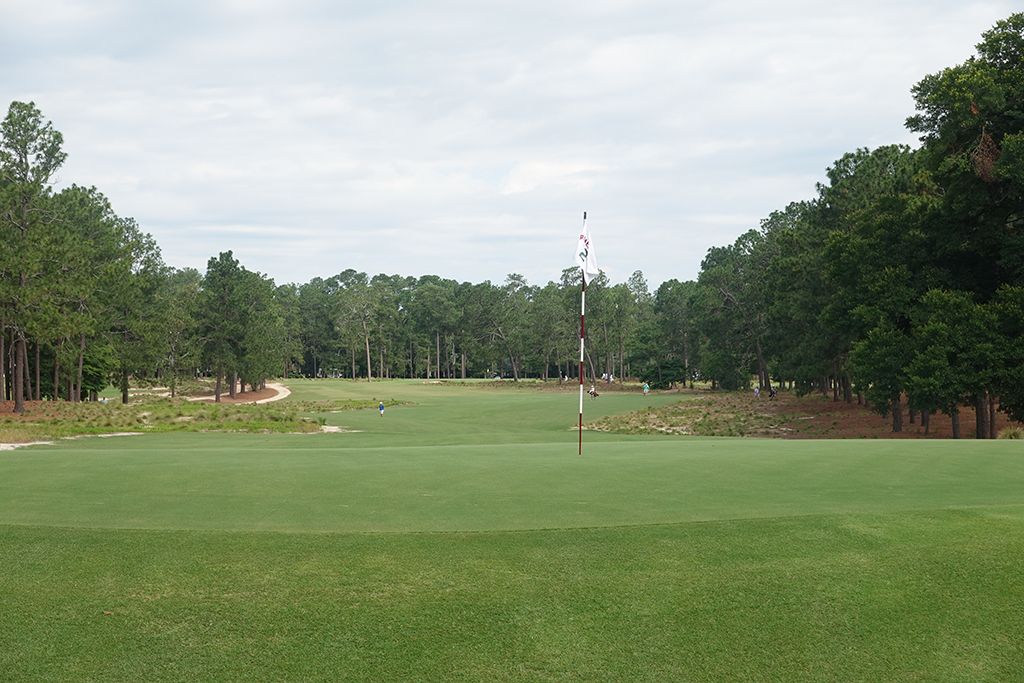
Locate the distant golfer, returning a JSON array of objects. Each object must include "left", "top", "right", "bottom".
[
  {"left": 378, "top": 401, "right": 385, "bottom": 417},
  {"left": 642, "top": 382, "right": 650, "bottom": 397}
]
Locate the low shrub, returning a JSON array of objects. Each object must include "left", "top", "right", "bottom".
[{"left": 998, "top": 426, "right": 1024, "bottom": 440}]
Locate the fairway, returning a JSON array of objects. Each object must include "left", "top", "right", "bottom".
[{"left": 2, "top": 381, "right": 1023, "bottom": 680}]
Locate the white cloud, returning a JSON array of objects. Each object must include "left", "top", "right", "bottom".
[
  {"left": 0, "top": 0, "right": 1017, "bottom": 287},
  {"left": 501, "top": 162, "right": 607, "bottom": 195}
]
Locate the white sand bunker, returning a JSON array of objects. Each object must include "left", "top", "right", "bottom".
[
  {"left": 0, "top": 441, "right": 55, "bottom": 451},
  {"left": 1, "top": 432, "right": 143, "bottom": 452},
  {"left": 63, "top": 432, "right": 143, "bottom": 441}
]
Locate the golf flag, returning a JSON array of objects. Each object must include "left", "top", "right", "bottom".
[
  {"left": 575, "top": 211, "right": 595, "bottom": 455},
  {"left": 575, "top": 213, "right": 599, "bottom": 285}
]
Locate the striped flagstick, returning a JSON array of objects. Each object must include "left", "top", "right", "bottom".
[
  {"left": 575, "top": 211, "right": 599, "bottom": 454},
  {"left": 579, "top": 270, "right": 586, "bottom": 455}
]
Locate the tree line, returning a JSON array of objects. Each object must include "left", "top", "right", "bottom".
[
  {"left": 652, "top": 14, "right": 1024, "bottom": 437},
  {"left": 2, "top": 14, "right": 1022, "bottom": 439},
  {"left": 0, "top": 97, "right": 654, "bottom": 407},
  {"left": 0, "top": 102, "right": 294, "bottom": 410}
]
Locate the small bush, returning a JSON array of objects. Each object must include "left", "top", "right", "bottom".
[{"left": 998, "top": 426, "right": 1024, "bottom": 440}]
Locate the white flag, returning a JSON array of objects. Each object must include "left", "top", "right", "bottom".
[{"left": 575, "top": 215, "right": 599, "bottom": 285}]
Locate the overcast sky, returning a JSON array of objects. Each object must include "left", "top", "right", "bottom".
[{"left": 1, "top": 1, "right": 1016, "bottom": 288}]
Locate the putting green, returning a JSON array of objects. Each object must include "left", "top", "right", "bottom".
[{"left": 1, "top": 380, "right": 1022, "bottom": 533}]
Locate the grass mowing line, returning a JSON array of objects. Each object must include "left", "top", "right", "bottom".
[
  {"left": 3, "top": 433, "right": 708, "bottom": 454},
  {"left": 19, "top": 429, "right": 1014, "bottom": 454},
  {"left": 4, "top": 501, "right": 1024, "bottom": 538}
]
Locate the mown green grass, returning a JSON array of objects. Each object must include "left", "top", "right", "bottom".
[{"left": 1, "top": 379, "right": 1023, "bottom": 681}]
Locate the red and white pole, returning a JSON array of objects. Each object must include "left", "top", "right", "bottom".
[{"left": 578, "top": 211, "right": 587, "bottom": 455}]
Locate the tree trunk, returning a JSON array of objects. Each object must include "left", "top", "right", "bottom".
[
  {"left": 755, "top": 340, "right": 770, "bottom": 391},
  {"left": 12, "top": 334, "right": 26, "bottom": 413},
  {"left": 215, "top": 372, "right": 222, "bottom": 402},
  {"left": 843, "top": 372, "right": 852, "bottom": 403},
  {"left": 17, "top": 340, "right": 26, "bottom": 404},
  {"left": 989, "top": 395, "right": 998, "bottom": 439},
  {"left": 975, "top": 392, "right": 989, "bottom": 439},
  {"left": 619, "top": 340, "right": 625, "bottom": 382},
  {"left": 53, "top": 341, "right": 61, "bottom": 400},
  {"left": 33, "top": 341, "right": 40, "bottom": 401},
  {"left": 461, "top": 352, "right": 466, "bottom": 379},
  {"left": 682, "top": 331, "right": 691, "bottom": 388},
  {"left": 76, "top": 333, "right": 86, "bottom": 403},
  {"left": 908, "top": 407, "right": 916, "bottom": 425},
  {"left": 362, "top": 321, "right": 372, "bottom": 382},
  {"left": 0, "top": 325, "right": 5, "bottom": 402},
  {"left": 585, "top": 349, "right": 597, "bottom": 385},
  {"left": 891, "top": 395, "right": 903, "bottom": 433},
  {"left": 121, "top": 368, "right": 130, "bottom": 405},
  {"left": 229, "top": 371, "right": 237, "bottom": 398},
  {"left": 951, "top": 405, "right": 960, "bottom": 439},
  {"left": 923, "top": 410, "right": 930, "bottom": 434},
  {"left": 351, "top": 347, "right": 356, "bottom": 379},
  {"left": 436, "top": 332, "right": 440, "bottom": 380},
  {"left": 21, "top": 338, "right": 31, "bottom": 405}
]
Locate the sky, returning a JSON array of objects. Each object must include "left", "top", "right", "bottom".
[{"left": 1, "top": 0, "right": 1017, "bottom": 289}]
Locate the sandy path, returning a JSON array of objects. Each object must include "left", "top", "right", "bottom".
[
  {"left": 254, "top": 382, "right": 291, "bottom": 404},
  {"left": 187, "top": 382, "right": 291, "bottom": 404}
]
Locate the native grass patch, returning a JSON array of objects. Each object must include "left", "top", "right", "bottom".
[
  {"left": 0, "top": 396, "right": 404, "bottom": 443},
  {"left": 999, "top": 425, "right": 1024, "bottom": 439},
  {"left": 586, "top": 387, "right": 1024, "bottom": 439},
  {"left": 588, "top": 391, "right": 791, "bottom": 437},
  {"left": 98, "top": 376, "right": 219, "bottom": 400}
]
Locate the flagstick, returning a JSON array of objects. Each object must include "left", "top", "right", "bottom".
[
  {"left": 578, "top": 211, "right": 587, "bottom": 455},
  {"left": 579, "top": 278, "right": 586, "bottom": 455}
]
